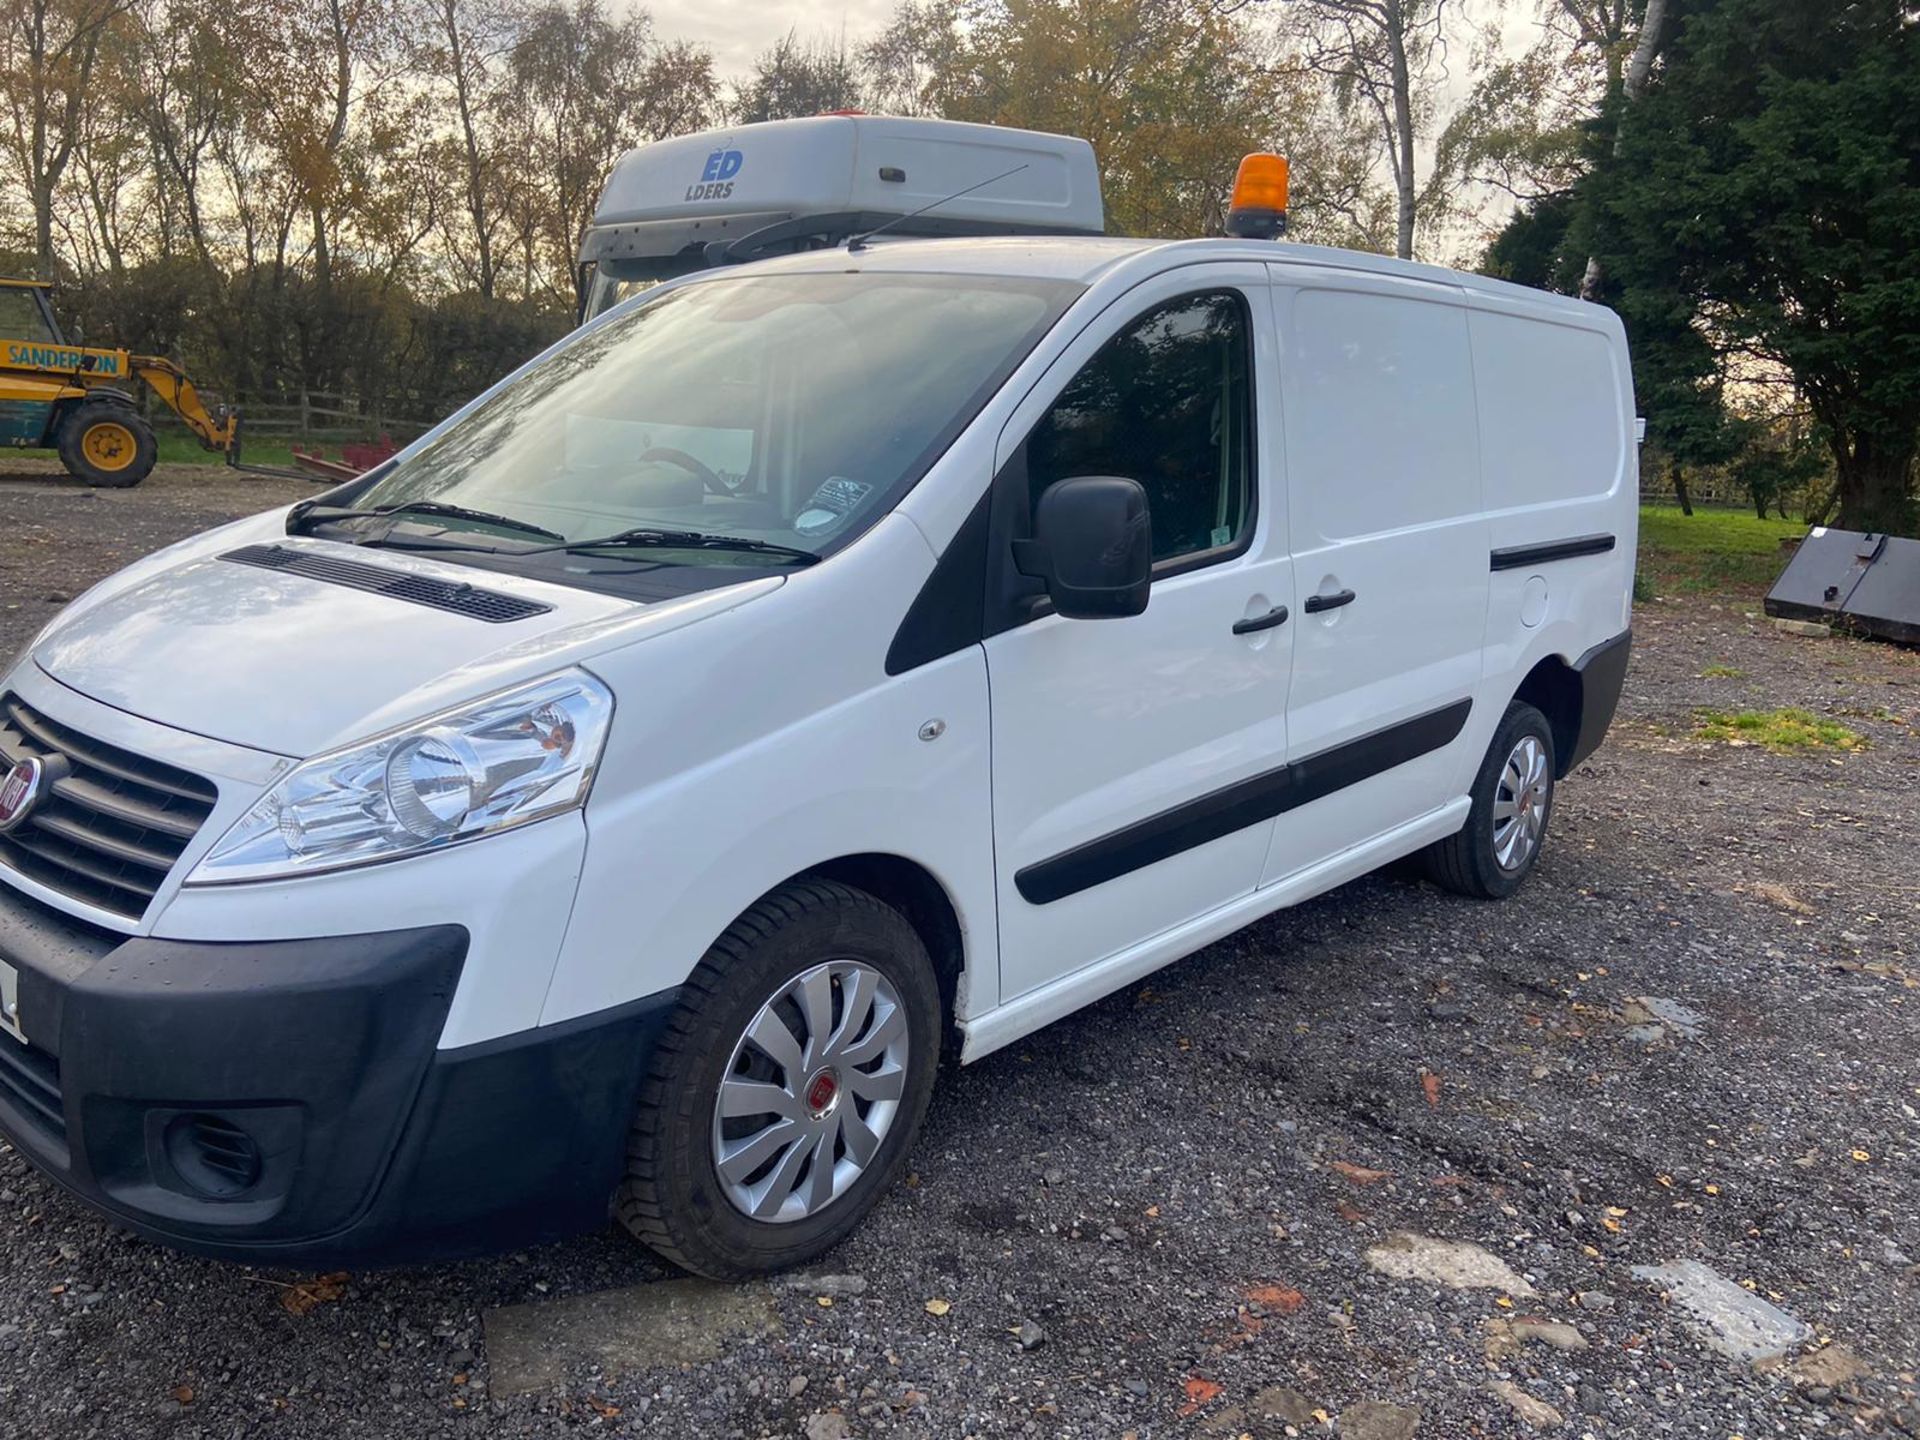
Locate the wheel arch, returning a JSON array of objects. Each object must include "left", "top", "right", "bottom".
[
  {"left": 50, "top": 387, "right": 141, "bottom": 443},
  {"left": 790, "top": 853, "right": 968, "bottom": 1047},
  {"left": 1512, "top": 654, "right": 1582, "bottom": 778}
]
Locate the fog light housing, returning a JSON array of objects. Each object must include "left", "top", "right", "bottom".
[{"left": 162, "top": 1113, "right": 263, "bottom": 1199}]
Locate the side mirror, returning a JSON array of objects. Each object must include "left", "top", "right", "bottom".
[{"left": 1013, "top": 475, "right": 1152, "bottom": 619}]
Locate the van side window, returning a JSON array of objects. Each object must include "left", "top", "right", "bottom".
[{"left": 1028, "top": 290, "right": 1253, "bottom": 565}]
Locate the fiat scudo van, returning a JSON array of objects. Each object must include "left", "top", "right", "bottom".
[{"left": 0, "top": 135, "right": 1633, "bottom": 1279}]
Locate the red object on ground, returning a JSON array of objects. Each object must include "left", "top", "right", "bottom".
[{"left": 341, "top": 434, "right": 400, "bottom": 471}]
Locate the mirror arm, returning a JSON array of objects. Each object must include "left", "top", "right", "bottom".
[{"left": 1010, "top": 537, "right": 1052, "bottom": 581}]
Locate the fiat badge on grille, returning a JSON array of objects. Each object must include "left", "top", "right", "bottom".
[{"left": 0, "top": 756, "right": 44, "bottom": 832}]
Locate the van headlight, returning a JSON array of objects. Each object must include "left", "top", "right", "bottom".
[{"left": 189, "top": 671, "right": 614, "bottom": 884}]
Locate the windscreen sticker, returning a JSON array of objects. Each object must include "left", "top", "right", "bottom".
[{"left": 794, "top": 476, "right": 873, "bottom": 538}]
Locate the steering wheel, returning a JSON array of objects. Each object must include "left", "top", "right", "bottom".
[{"left": 639, "top": 445, "right": 735, "bottom": 496}]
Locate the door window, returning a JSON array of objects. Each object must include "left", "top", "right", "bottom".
[
  {"left": 0, "top": 288, "right": 53, "bottom": 343},
  {"left": 1027, "top": 290, "right": 1253, "bottom": 565}
]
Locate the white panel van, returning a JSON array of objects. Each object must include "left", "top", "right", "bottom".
[{"left": 0, "top": 167, "right": 1634, "bottom": 1278}]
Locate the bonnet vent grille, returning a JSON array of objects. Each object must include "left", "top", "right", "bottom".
[{"left": 221, "top": 545, "right": 552, "bottom": 624}]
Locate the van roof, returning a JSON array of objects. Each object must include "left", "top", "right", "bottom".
[{"left": 718, "top": 234, "right": 1606, "bottom": 322}]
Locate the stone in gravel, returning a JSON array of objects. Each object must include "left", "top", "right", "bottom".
[
  {"left": 1366, "top": 1232, "right": 1538, "bottom": 1297},
  {"left": 1488, "top": 1381, "right": 1562, "bottom": 1429},
  {"left": 1015, "top": 1320, "right": 1046, "bottom": 1351},
  {"left": 1789, "top": 1345, "right": 1867, "bottom": 1389},
  {"left": 1425, "top": 1001, "right": 1470, "bottom": 1021},
  {"left": 788, "top": 1375, "right": 810, "bottom": 1398},
  {"left": 482, "top": 1279, "right": 779, "bottom": 1396},
  {"left": 804, "top": 1412, "right": 851, "bottom": 1440},
  {"left": 1636, "top": 996, "right": 1706, "bottom": 1039},
  {"left": 1511, "top": 1319, "right": 1588, "bottom": 1352},
  {"left": 1631, "top": 1260, "right": 1811, "bottom": 1363},
  {"left": 1251, "top": 1386, "right": 1318, "bottom": 1426},
  {"left": 1338, "top": 1399, "right": 1421, "bottom": 1438},
  {"left": 1576, "top": 1290, "right": 1615, "bottom": 1312},
  {"left": 780, "top": 1274, "right": 868, "bottom": 1298},
  {"left": 1770, "top": 617, "right": 1831, "bottom": 638}
]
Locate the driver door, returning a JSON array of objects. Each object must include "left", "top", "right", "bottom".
[{"left": 983, "top": 264, "right": 1296, "bottom": 1004}]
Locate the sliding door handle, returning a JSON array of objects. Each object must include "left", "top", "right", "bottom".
[
  {"left": 1232, "top": 604, "right": 1289, "bottom": 635},
  {"left": 1303, "top": 588, "right": 1356, "bottom": 614}
]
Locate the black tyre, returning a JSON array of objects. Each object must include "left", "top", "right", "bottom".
[
  {"left": 57, "top": 401, "right": 156, "bottom": 488},
  {"left": 618, "top": 879, "right": 942, "bottom": 1279},
  {"left": 1423, "top": 700, "right": 1556, "bottom": 899}
]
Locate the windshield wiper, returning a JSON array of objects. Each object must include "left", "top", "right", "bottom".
[
  {"left": 287, "top": 499, "right": 565, "bottom": 543},
  {"left": 529, "top": 528, "right": 821, "bottom": 566}
]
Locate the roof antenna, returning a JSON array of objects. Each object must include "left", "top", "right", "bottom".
[{"left": 847, "top": 163, "right": 1030, "bottom": 253}]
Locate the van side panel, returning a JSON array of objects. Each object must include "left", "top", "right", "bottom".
[
  {"left": 1467, "top": 297, "right": 1637, "bottom": 764},
  {"left": 1259, "top": 272, "right": 1491, "bottom": 886}
]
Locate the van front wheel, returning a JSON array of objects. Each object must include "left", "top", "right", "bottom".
[
  {"left": 617, "top": 879, "right": 942, "bottom": 1279},
  {"left": 1423, "top": 701, "right": 1556, "bottom": 899}
]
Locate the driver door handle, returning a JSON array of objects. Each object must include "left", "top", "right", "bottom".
[
  {"left": 1303, "top": 588, "right": 1356, "bottom": 613},
  {"left": 1232, "top": 605, "right": 1290, "bottom": 635}
]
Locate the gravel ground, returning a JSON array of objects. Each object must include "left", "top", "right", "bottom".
[{"left": 1, "top": 462, "right": 1916, "bottom": 1439}]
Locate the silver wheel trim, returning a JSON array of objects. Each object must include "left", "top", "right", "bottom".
[
  {"left": 1491, "top": 733, "right": 1551, "bottom": 872},
  {"left": 711, "top": 959, "right": 910, "bottom": 1224}
]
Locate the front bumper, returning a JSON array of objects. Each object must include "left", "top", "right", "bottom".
[{"left": 0, "top": 882, "right": 677, "bottom": 1267}]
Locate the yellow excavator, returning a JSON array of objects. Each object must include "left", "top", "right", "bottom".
[{"left": 1, "top": 276, "right": 241, "bottom": 488}]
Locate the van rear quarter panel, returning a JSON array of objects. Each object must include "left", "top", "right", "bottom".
[
  {"left": 539, "top": 514, "right": 1001, "bottom": 1029},
  {"left": 1466, "top": 293, "right": 1637, "bottom": 744}
]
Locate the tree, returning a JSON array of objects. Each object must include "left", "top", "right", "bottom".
[
  {"left": 861, "top": 0, "right": 965, "bottom": 115},
  {"left": 498, "top": 0, "right": 717, "bottom": 301},
  {"left": 0, "top": 0, "right": 133, "bottom": 275},
  {"left": 1599, "top": 0, "right": 1920, "bottom": 533},
  {"left": 1284, "top": 0, "right": 1451, "bottom": 259},
  {"left": 418, "top": 0, "right": 515, "bottom": 298},
  {"left": 860, "top": 0, "right": 1384, "bottom": 242},
  {"left": 734, "top": 30, "right": 861, "bottom": 123}
]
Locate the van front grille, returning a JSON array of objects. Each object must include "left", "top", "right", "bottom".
[{"left": 0, "top": 693, "right": 217, "bottom": 920}]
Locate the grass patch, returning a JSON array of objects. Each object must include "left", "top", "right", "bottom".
[
  {"left": 1694, "top": 706, "right": 1866, "bottom": 753},
  {"left": 155, "top": 433, "right": 299, "bottom": 468},
  {"left": 1699, "top": 664, "right": 1747, "bottom": 679},
  {"left": 1637, "top": 505, "right": 1805, "bottom": 597}
]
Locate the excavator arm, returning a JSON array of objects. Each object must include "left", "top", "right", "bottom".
[{"left": 126, "top": 354, "right": 236, "bottom": 453}]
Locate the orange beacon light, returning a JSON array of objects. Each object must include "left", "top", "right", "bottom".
[{"left": 1224, "top": 153, "right": 1289, "bottom": 240}]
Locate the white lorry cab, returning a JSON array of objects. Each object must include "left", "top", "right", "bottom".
[{"left": 0, "top": 123, "right": 1635, "bottom": 1279}]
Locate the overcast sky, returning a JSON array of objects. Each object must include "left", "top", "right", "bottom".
[{"left": 639, "top": 1, "right": 900, "bottom": 76}]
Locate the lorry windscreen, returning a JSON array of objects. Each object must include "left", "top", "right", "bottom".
[{"left": 345, "top": 270, "right": 1078, "bottom": 577}]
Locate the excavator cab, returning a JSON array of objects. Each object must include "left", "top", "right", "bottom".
[
  {"left": 0, "top": 277, "right": 242, "bottom": 488},
  {"left": 0, "top": 281, "right": 64, "bottom": 346}
]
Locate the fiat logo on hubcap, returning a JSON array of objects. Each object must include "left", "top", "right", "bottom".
[
  {"left": 804, "top": 1069, "right": 840, "bottom": 1117},
  {"left": 0, "top": 757, "right": 44, "bottom": 833}
]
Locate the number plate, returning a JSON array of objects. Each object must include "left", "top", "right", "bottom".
[{"left": 0, "top": 959, "right": 23, "bottom": 1045}]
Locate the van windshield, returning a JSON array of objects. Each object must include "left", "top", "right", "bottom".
[{"left": 344, "top": 271, "right": 1077, "bottom": 576}]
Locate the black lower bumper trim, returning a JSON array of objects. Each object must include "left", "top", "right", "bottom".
[
  {"left": 0, "top": 883, "right": 683, "bottom": 1266},
  {"left": 1565, "top": 627, "right": 1632, "bottom": 771}
]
